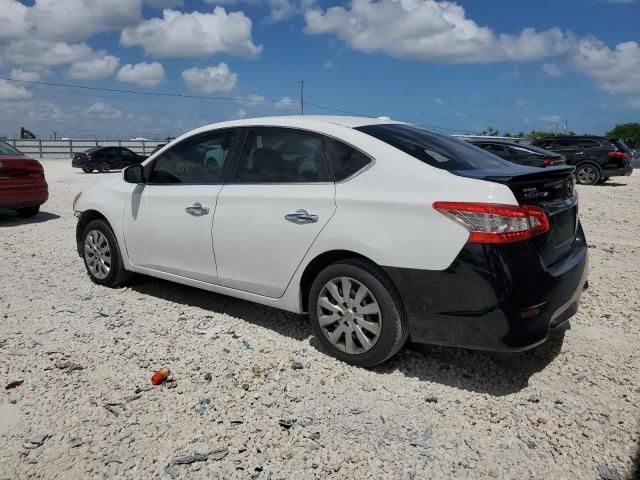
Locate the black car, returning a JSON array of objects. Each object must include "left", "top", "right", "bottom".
[
  {"left": 532, "top": 136, "right": 633, "bottom": 185},
  {"left": 468, "top": 140, "right": 566, "bottom": 168},
  {"left": 72, "top": 147, "right": 147, "bottom": 173}
]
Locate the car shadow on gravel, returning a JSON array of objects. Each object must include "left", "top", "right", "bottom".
[
  {"left": 596, "top": 182, "right": 627, "bottom": 187},
  {"left": 130, "top": 277, "right": 311, "bottom": 342},
  {"left": 131, "top": 275, "right": 566, "bottom": 396},
  {"left": 378, "top": 327, "right": 568, "bottom": 396},
  {"left": 0, "top": 209, "right": 60, "bottom": 226}
]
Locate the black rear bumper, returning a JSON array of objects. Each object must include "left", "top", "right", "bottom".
[
  {"left": 602, "top": 165, "right": 633, "bottom": 177},
  {"left": 384, "top": 224, "right": 588, "bottom": 352}
]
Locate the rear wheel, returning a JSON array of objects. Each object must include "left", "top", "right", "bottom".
[
  {"left": 99, "top": 162, "right": 110, "bottom": 173},
  {"left": 82, "top": 219, "right": 132, "bottom": 287},
  {"left": 308, "top": 259, "right": 407, "bottom": 367},
  {"left": 16, "top": 206, "right": 39, "bottom": 218},
  {"left": 575, "top": 163, "right": 601, "bottom": 185},
  {"left": 82, "top": 168, "right": 93, "bottom": 173}
]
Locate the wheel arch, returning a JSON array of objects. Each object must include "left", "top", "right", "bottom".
[
  {"left": 299, "top": 249, "right": 402, "bottom": 314},
  {"left": 76, "top": 210, "right": 111, "bottom": 255}
]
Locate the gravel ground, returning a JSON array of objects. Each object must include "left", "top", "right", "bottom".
[{"left": 1, "top": 161, "right": 639, "bottom": 480}]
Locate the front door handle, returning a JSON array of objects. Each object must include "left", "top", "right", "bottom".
[
  {"left": 185, "top": 202, "right": 210, "bottom": 216},
  {"left": 285, "top": 209, "right": 319, "bottom": 224}
]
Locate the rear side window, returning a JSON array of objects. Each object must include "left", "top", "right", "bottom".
[
  {"left": 580, "top": 140, "right": 601, "bottom": 149},
  {"left": 325, "top": 138, "right": 371, "bottom": 181},
  {"left": 237, "top": 128, "right": 329, "bottom": 183},
  {"left": 556, "top": 138, "right": 580, "bottom": 148},
  {"left": 355, "top": 124, "right": 509, "bottom": 171},
  {"left": 534, "top": 139, "right": 553, "bottom": 149},
  {"left": 0, "top": 141, "right": 23, "bottom": 156},
  {"left": 149, "top": 129, "right": 236, "bottom": 184}
]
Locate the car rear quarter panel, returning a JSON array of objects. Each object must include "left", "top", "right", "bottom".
[{"left": 278, "top": 127, "right": 520, "bottom": 312}]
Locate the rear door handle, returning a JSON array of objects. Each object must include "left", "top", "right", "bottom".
[
  {"left": 285, "top": 209, "right": 319, "bottom": 224},
  {"left": 185, "top": 202, "right": 210, "bottom": 216}
]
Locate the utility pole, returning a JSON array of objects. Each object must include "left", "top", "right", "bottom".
[{"left": 299, "top": 80, "right": 304, "bottom": 115}]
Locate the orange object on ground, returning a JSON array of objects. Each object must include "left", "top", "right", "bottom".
[{"left": 151, "top": 367, "right": 170, "bottom": 385}]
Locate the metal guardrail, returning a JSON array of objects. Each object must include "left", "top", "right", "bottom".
[{"left": 6, "top": 139, "right": 165, "bottom": 159}]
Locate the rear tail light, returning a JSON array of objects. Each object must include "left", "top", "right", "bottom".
[
  {"left": 543, "top": 157, "right": 565, "bottom": 166},
  {"left": 86, "top": 155, "right": 93, "bottom": 160},
  {"left": 608, "top": 150, "right": 628, "bottom": 160},
  {"left": 433, "top": 202, "right": 550, "bottom": 244}
]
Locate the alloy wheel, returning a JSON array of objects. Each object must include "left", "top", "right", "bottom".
[
  {"left": 316, "top": 276, "right": 382, "bottom": 355},
  {"left": 84, "top": 229, "right": 111, "bottom": 280},
  {"left": 577, "top": 165, "right": 598, "bottom": 185}
]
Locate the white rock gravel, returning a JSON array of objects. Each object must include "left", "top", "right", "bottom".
[{"left": 1, "top": 161, "right": 639, "bottom": 479}]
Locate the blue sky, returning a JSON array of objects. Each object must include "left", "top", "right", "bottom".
[{"left": 0, "top": 0, "right": 639, "bottom": 139}]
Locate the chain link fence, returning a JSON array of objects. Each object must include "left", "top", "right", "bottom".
[{"left": 6, "top": 139, "right": 166, "bottom": 159}]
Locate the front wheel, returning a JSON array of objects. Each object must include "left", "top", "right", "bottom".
[
  {"left": 99, "top": 162, "right": 110, "bottom": 173},
  {"left": 16, "top": 206, "right": 39, "bottom": 218},
  {"left": 82, "top": 219, "right": 132, "bottom": 287},
  {"left": 575, "top": 163, "right": 601, "bottom": 185},
  {"left": 308, "top": 259, "right": 407, "bottom": 367}
]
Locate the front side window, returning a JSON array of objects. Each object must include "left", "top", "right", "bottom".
[
  {"left": 148, "top": 130, "right": 236, "bottom": 184},
  {"left": 325, "top": 137, "right": 371, "bottom": 181},
  {"left": 236, "top": 128, "right": 329, "bottom": 183},
  {"left": 556, "top": 138, "right": 579, "bottom": 148},
  {"left": 120, "top": 148, "right": 136, "bottom": 157},
  {"left": 356, "top": 124, "right": 509, "bottom": 171},
  {"left": 580, "top": 140, "right": 601, "bottom": 149}
]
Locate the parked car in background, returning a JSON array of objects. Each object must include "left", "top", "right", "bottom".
[
  {"left": 149, "top": 143, "right": 167, "bottom": 155},
  {"left": 467, "top": 140, "right": 566, "bottom": 168},
  {"left": 0, "top": 140, "right": 48, "bottom": 218},
  {"left": 72, "top": 147, "right": 147, "bottom": 173},
  {"left": 73, "top": 116, "right": 588, "bottom": 367},
  {"left": 532, "top": 136, "right": 632, "bottom": 185}
]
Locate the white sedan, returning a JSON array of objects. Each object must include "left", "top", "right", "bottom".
[{"left": 73, "top": 116, "right": 588, "bottom": 366}]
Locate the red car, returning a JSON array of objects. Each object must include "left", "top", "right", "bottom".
[{"left": 0, "top": 140, "right": 48, "bottom": 218}]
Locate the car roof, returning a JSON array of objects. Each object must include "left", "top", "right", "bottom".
[
  {"left": 188, "top": 115, "right": 400, "bottom": 134},
  {"left": 536, "top": 135, "right": 607, "bottom": 141}
]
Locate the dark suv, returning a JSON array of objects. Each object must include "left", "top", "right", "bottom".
[{"left": 532, "top": 136, "right": 632, "bottom": 185}]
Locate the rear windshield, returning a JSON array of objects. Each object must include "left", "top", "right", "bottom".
[
  {"left": 609, "top": 139, "right": 630, "bottom": 151},
  {"left": 355, "top": 124, "right": 511, "bottom": 171},
  {"left": 0, "top": 141, "right": 24, "bottom": 156},
  {"left": 84, "top": 147, "right": 100, "bottom": 153}
]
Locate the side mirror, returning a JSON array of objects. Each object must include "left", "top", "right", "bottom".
[{"left": 123, "top": 164, "right": 144, "bottom": 184}]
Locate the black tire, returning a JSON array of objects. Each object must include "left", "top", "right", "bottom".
[
  {"left": 16, "top": 205, "right": 39, "bottom": 218},
  {"left": 82, "top": 168, "right": 93, "bottom": 173},
  {"left": 99, "top": 162, "right": 110, "bottom": 173},
  {"left": 308, "top": 259, "right": 407, "bottom": 367},
  {"left": 597, "top": 177, "right": 609, "bottom": 184},
  {"left": 82, "top": 219, "right": 132, "bottom": 287},
  {"left": 575, "top": 163, "right": 601, "bottom": 185}
]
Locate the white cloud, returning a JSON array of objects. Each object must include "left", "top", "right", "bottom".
[
  {"left": 68, "top": 54, "right": 120, "bottom": 80},
  {"left": 275, "top": 96, "right": 298, "bottom": 109},
  {"left": 304, "top": 0, "right": 572, "bottom": 63},
  {"left": 0, "top": 80, "right": 33, "bottom": 100},
  {"left": 0, "top": 0, "right": 30, "bottom": 41},
  {"left": 10, "top": 68, "right": 43, "bottom": 82},
  {"left": 2, "top": 39, "right": 94, "bottom": 67},
  {"left": 232, "top": 108, "right": 247, "bottom": 119},
  {"left": 120, "top": 7, "right": 262, "bottom": 58},
  {"left": 433, "top": 97, "right": 444, "bottom": 105},
  {"left": 542, "top": 62, "right": 562, "bottom": 77},
  {"left": 116, "top": 62, "right": 166, "bottom": 87},
  {"left": 540, "top": 115, "right": 561, "bottom": 124},
  {"left": 86, "top": 101, "right": 122, "bottom": 119},
  {"left": 268, "top": 0, "right": 316, "bottom": 21},
  {"left": 323, "top": 60, "right": 335, "bottom": 69},
  {"left": 27, "top": 0, "right": 142, "bottom": 42},
  {"left": 626, "top": 97, "right": 640, "bottom": 109},
  {"left": 514, "top": 99, "right": 532, "bottom": 108},
  {"left": 241, "top": 94, "right": 266, "bottom": 106},
  {"left": 573, "top": 38, "right": 640, "bottom": 94},
  {"left": 182, "top": 63, "right": 237, "bottom": 93}
]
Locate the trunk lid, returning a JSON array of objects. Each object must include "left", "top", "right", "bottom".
[
  {"left": 453, "top": 165, "right": 578, "bottom": 266},
  {"left": 0, "top": 155, "right": 46, "bottom": 188}
]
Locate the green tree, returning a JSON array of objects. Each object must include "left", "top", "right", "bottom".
[
  {"left": 481, "top": 127, "right": 499, "bottom": 136},
  {"left": 607, "top": 123, "right": 640, "bottom": 149}
]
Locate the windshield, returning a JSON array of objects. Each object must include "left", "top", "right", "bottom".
[
  {"left": 0, "top": 141, "right": 24, "bottom": 156},
  {"left": 355, "top": 124, "right": 512, "bottom": 171}
]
